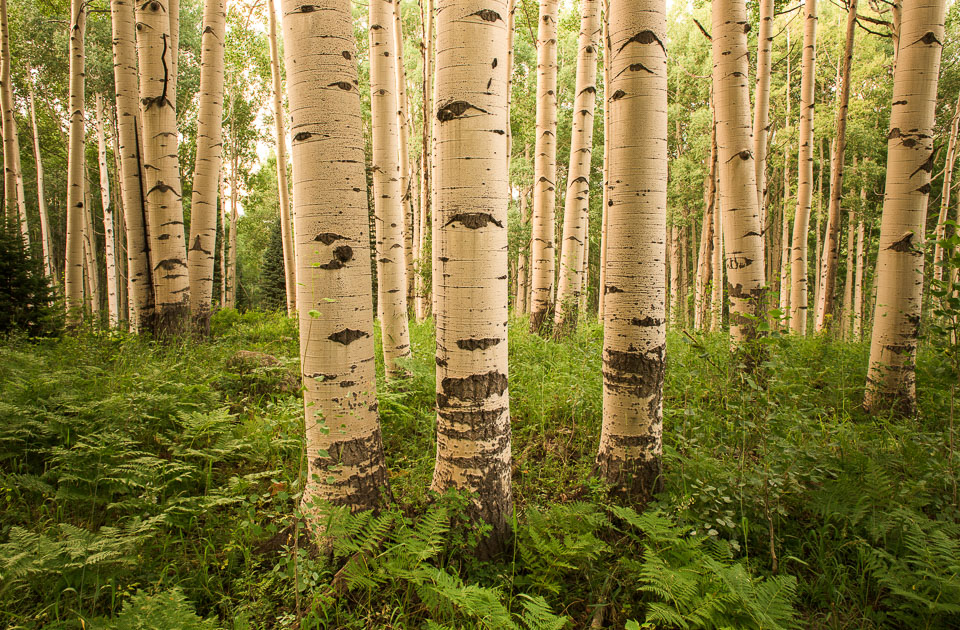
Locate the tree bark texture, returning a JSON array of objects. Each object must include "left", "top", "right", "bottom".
[
  {"left": 865, "top": 0, "right": 945, "bottom": 415},
  {"left": 430, "top": 0, "right": 512, "bottom": 557},
  {"left": 281, "top": 0, "right": 390, "bottom": 513}
]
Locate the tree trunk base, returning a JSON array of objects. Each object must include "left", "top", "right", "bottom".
[{"left": 594, "top": 451, "right": 663, "bottom": 506}]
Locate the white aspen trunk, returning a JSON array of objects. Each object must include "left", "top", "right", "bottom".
[
  {"left": 814, "top": 139, "right": 824, "bottom": 316},
  {"left": 779, "top": 24, "right": 792, "bottom": 327},
  {"left": 111, "top": 0, "right": 152, "bottom": 331},
  {"left": 671, "top": 224, "right": 682, "bottom": 325},
  {"left": 268, "top": 0, "right": 296, "bottom": 317},
  {"left": 597, "top": 3, "right": 610, "bottom": 322},
  {"left": 814, "top": 0, "right": 858, "bottom": 333},
  {"left": 580, "top": 207, "right": 590, "bottom": 316},
  {"left": 272, "top": 11, "right": 297, "bottom": 316},
  {"left": 65, "top": 0, "right": 86, "bottom": 326},
  {"left": 226, "top": 155, "right": 238, "bottom": 308},
  {"left": 281, "top": 0, "right": 389, "bottom": 514},
  {"left": 219, "top": 172, "right": 227, "bottom": 306},
  {"left": 695, "top": 116, "right": 717, "bottom": 330},
  {"left": 596, "top": 0, "right": 666, "bottom": 503},
  {"left": 753, "top": 0, "right": 773, "bottom": 224},
  {"left": 554, "top": 0, "right": 600, "bottom": 335},
  {"left": 430, "top": 0, "right": 512, "bottom": 557},
  {"left": 137, "top": 0, "right": 190, "bottom": 335},
  {"left": 370, "top": 0, "right": 412, "bottom": 377},
  {"left": 516, "top": 184, "right": 529, "bottom": 313},
  {"left": 506, "top": 0, "right": 515, "bottom": 165},
  {"left": 0, "top": 0, "right": 28, "bottom": 247},
  {"left": 789, "top": 0, "right": 817, "bottom": 335},
  {"left": 528, "top": 0, "right": 559, "bottom": 333},
  {"left": 865, "top": 0, "right": 945, "bottom": 415},
  {"left": 109, "top": 114, "right": 130, "bottom": 324},
  {"left": 711, "top": 173, "right": 723, "bottom": 332},
  {"left": 26, "top": 67, "right": 53, "bottom": 279},
  {"left": 96, "top": 94, "right": 119, "bottom": 327},
  {"left": 187, "top": 0, "right": 226, "bottom": 332},
  {"left": 853, "top": 212, "right": 865, "bottom": 340},
  {"left": 933, "top": 91, "right": 960, "bottom": 283},
  {"left": 393, "top": 0, "right": 415, "bottom": 310},
  {"left": 713, "top": 0, "right": 767, "bottom": 343},
  {"left": 842, "top": 204, "right": 855, "bottom": 338},
  {"left": 416, "top": 0, "right": 434, "bottom": 322},
  {"left": 82, "top": 171, "right": 100, "bottom": 317}
]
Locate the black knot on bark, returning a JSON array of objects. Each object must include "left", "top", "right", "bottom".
[
  {"left": 618, "top": 30, "right": 665, "bottom": 53},
  {"left": 444, "top": 213, "right": 503, "bottom": 229},
  {"left": 314, "top": 232, "right": 347, "bottom": 245},
  {"left": 437, "top": 101, "right": 488, "bottom": 122},
  {"left": 328, "top": 81, "right": 353, "bottom": 91},
  {"left": 887, "top": 232, "right": 915, "bottom": 253},
  {"left": 328, "top": 328, "right": 370, "bottom": 345},
  {"left": 470, "top": 9, "right": 501, "bottom": 22}
]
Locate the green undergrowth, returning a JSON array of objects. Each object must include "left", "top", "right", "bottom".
[{"left": 0, "top": 309, "right": 957, "bottom": 628}]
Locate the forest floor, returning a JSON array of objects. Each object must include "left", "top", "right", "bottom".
[{"left": 1, "top": 310, "right": 958, "bottom": 629}]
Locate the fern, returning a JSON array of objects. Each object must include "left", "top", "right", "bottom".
[{"left": 87, "top": 588, "right": 216, "bottom": 629}]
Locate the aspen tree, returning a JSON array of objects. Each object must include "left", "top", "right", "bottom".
[
  {"left": 712, "top": 0, "right": 767, "bottom": 342},
  {"left": 595, "top": 0, "right": 666, "bottom": 503},
  {"left": 865, "top": 0, "right": 945, "bottom": 415},
  {"left": 267, "top": 0, "right": 297, "bottom": 313},
  {"left": 516, "top": 184, "right": 529, "bottom": 313},
  {"left": 597, "top": 2, "right": 610, "bottom": 321},
  {"left": 393, "top": 1, "right": 415, "bottom": 309},
  {"left": 842, "top": 202, "right": 855, "bottom": 337},
  {"left": 96, "top": 94, "right": 120, "bottom": 327},
  {"left": 779, "top": 24, "right": 792, "bottom": 326},
  {"left": 853, "top": 209, "right": 865, "bottom": 339},
  {"left": 280, "top": 0, "right": 389, "bottom": 514},
  {"left": 753, "top": 0, "right": 773, "bottom": 215},
  {"left": 711, "top": 175, "right": 723, "bottom": 331},
  {"left": 370, "top": 0, "right": 412, "bottom": 377},
  {"left": 416, "top": 0, "right": 433, "bottom": 322},
  {"left": 813, "top": 139, "right": 824, "bottom": 311},
  {"left": 814, "top": 0, "right": 858, "bottom": 333},
  {"left": 695, "top": 117, "right": 717, "bottom": 330},
  {"left": 669, "top": 224, "right": 680, "bottom": 324},
  {"left": 431, "top": 0, "right": 512, "bottom": 556},
  {"left": 226, "top": 155, "right": 238, "bottom": 308},
  {"left": 554, "top": 0, "right": 600, "bottom": 335},
  {"left": 789, "top": 0, "right": 817, "bottom": 335},
  {"left": 528, "top": 0, "right": 559, "bottom": 333},
  {"left": 82, "top": 171, "right": 100, "bottom": 316},
  {"left": 933, "top": 92, "right": 960, "bottom": 283},
  {"left": 65, "top": 0, "right": 87, "bottom": 324},
  {"left": 111, "top": 0, "right": 152, "bottom": 330},
  {"left": 26, "top": 68, "right": 53, "bottom": 279},
  {"left": 0, "top": 0, "right": 27, "bottom": 245},
  {"left": 137, "top": 0, "right": 190, "bottom": 335},
  {"left": 506, "top": 0, "right": 515, "bottom": 163},
  {"left": 187, "top": 0, "right": 225, "bottom": 332}
]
